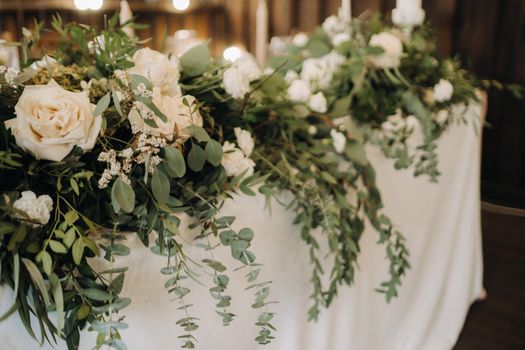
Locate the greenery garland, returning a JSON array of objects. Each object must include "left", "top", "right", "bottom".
[{"left": 0, "top": 11, "right": 518, "bottom": 350}]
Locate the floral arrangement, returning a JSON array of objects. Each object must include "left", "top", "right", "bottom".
[
  {"left": 2, "top": 9, "right": 517, "bottom": 350},
  {"left": 269, "top": 11, "right": 521, "bottom": 181}
]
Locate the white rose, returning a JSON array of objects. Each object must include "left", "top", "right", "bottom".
[
  {"left": 287, "top": 79, "right": 311, "bottom": 102},
  {"left": 30, "top": 55, "right": 58, "bottom": 70},
  {"left": 369, "top": 32, "right": 403, "bottom": 69},
  {"left": 234, "top": 54, "right": 262, "bottom": 82},
  {"left": 293, "top": 33, "right": 309, "bottom": 47},
  {"left": 4, "top": 80, "right": 101, "bottom": 162},
  {"left": 322, "top": 15, "right": 345, "bottom": 38},
  {"left": 309, "top": 92, "right": 328, "bottom": 113},
  {"left": 332, "top": 32, "right": 351, "bottom": 47},
  {"left": 234, "top": 127, "right": 254, "bottom": 157},
  {"left": 284, "top": 70, "right": 299, "bottom": 83},
  {"left": 330, "top": 129, "right": 347, "bottom": 154},
  {"left": 223, "top": 67, "right": 251, "bottom": 99},
  {"left": 264, "top": 67, "right": 275, "bottom": 75},
  {"left": 433, "top": 79, "right": 454, "bottom": 102},
  {"left": 128, "top": 48, "right": 181, "bottom": 96},
  {"left": 128, "top": 87, "right": 203, "bottom": 142},
  {"left": 221, "top": 141, "right": 255, "bottom": 178},
  {"left": 13, "top": 191, "right": 53, "bottom": 225}
]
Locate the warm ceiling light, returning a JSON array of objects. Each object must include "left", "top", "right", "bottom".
[
  {"left": 74, "top": 0, "right": 103, "bottom": 10},
  {"left": 223, "top": 46, "right": 242, "bottom": 62},
  {"left": 173, "top": 0, "right": 190, "bottom": 11}
]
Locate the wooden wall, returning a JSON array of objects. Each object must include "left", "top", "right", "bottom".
[{"left": 0, "top": 0, "right": 524, "bottom": 206}]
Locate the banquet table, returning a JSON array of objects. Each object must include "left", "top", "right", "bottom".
[{"left": 0, "top": 101, "right": 486, "bottom": 350}]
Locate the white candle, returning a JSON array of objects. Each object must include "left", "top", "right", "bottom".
[
  {"left": 396, "top": 0, "right": 422, "bottom": 10},
  {"left": 341, "top": 0, "right": 352, "bottom": 21},
  {"left": 255, "top": 0, "right": 268, "bottom": 66},
  {"left": 120, "top": 0, "right": 135, "bottom": 38}
]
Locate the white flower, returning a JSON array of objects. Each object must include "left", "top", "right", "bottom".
[
  {"left": 322, "top": 15, "right": 346, "bottom": 38},
  {"left": 223, "top": 67, "right": 251, "bottom": 99},
  {"left": 308, "top": 125, "right": 318, "bottom": 135},
  {"left": 309, "top": 92, "right": 328, "bottom": 113},
  {"left": 13, "top": 191, "right": 53, "bottom": 225},
  {"left": 369, "top": 32, "right": 403, "bottom": 69},
  {"left": 284, "top": 70, "right": 299, "bottom": 83},
  {"left": 287, "top": 79, "right": 311, "bottom": 102},
  {"left": 221, "top": 141, "right": 255, "bottom": 178},
  {"left": 234, "top": 127, "right": 254, "bottom": 157},
  {"left": 433, "top": 79, "right": 454, "bottom": 103},
  {"left": 293, "top": 33, "right": 309, "bottom": 47},
  {"left": 330, "top": 129, "right": 347, "bottom": 154},
  {"left": 128, "top": 48, "right": 181, "bottom": 96},
  {"left": 234, "top": 54, "right": 262, "bottom": 82},
  {"left": 434, "top": 109, "right": 449, "bottom": 125},
  {"left": 30, "top": 55, "right": 58, "bottom": 70},
  {"left": 332, "top": 32, "right": 350, "bottom": 47},
  {"left": 4, "top": 80, "right": 101, "bottom": 162},
  {"left": 128, "top": 87, "right": 203, "bottom": 143},
  {"left": 301, "top": 52, "right": 345, "bottom": 89}
]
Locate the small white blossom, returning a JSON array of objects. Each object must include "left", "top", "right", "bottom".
[
  {"left": 330, "top": 129, "right": 347, "bottom": 154},
  {"left": 133, "top": 82, "right": 153, "bottom": 98},
  {"left": 287, "top": 79, "right": 311, "bottom": 103},
  {"left": 293, "top": 33, "right": 309, "bottom": 47},
  {"left": 308, "top": 125, "right": 318, "bottom": 135},
  {"left": 13, "top": 191, "right": 53, "bottom": 225},
  {"left": 433, "top": 79, "right": 454, "bottom": 103},
  {"left": 434, "top": 109, "right": 449, "bottom": 125},
  {"left": 322, "top": 15, "right": 346, "bottom": 38},
  {"left": 284, "top": 70, "right": 299, "bottom": 83},
  {"left": 369, "top": 32, "right": 403, "bottom": 69},
  {"left": 309, "top": 92, "right": 328, "bottom": 113},
  {"left": 332, "top": 32, "right": 351, "bottom": 47},
  {"left": 223, "top": 67, "right": 251, "bottom": 99},
  {"left": 234, "top": 127, "right": 255, "bottom": 157},
  {"left": 4, "top": 67, "right": 19, "bottom": 84},
  {"left": 221, "top": 141, "right": 255, "bottom": 178}
]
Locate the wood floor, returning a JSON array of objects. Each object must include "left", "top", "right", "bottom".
[{"left": 454, "top": 210, "right": 525, "bottom": 350}]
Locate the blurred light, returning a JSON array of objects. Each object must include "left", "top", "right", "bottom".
[
  {"left": 173, "top": 0, "right": 190, "bottom": 11},
  {"left": 223, "top": 46, "right": 242, "bottom": 62},
  {"left": 74, "top": 0, "right": 103, "bottom": 10},
  {"left": 175, "top": 29, "right": 195, "bottom": 40}
]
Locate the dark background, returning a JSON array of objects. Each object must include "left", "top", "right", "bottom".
[{"left": 1, "top": 0, "right": 524, "bottom": 208}]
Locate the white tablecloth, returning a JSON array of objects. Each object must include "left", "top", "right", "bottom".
[{"left": 0, "top": 103, "right": 485, "bottom": 350}]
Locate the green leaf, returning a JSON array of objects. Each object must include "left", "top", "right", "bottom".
[
  {"left": 164, "top": 147, "right": 186, "bottom": 178},
  {"left": 112, "top": 89, "right": 124, "bottom": 117},
  {"left": 187, "top": 125, "right": 210, "bottom": 142},
  {"left": 49, "top": 240, "right": 68, "bottom": 254},
  {"left": 21, "top": 258, "right": 51, "bottom": 307},
  {"left": 344, "top": 141, "right": 368, "bottom": 166},
  {"left": 188, "top": 144, "right": 206, "bottom": 172},
  {"left": 63, "top": 228, "right": 76, "bottom": 248},
  {"left": 49, "top": 273, "right": 64, "bottom": 335},
  {"left": 202, "top": 259, "right": 227, "bottom": 273},
  {"left": 111, "top": 177, "right": 135, "bottom": 213},
  {"left": 37, "top": 251, "right": 53, "bottom": 276},
  {"left": 180, "top": 42, "right": 210, "bottom": 78},
  {"left": 151, "top": 168, "right": 170, "bottom": 204},
  {"left": 238, "top": 228, "right": 254, "bottom": 242},
  {"left": 93, "top": 92, "right": 111, "bottom": 117},
  {"left": 83, "top": 288, "right": 115, "bottom": 302},
  {"left": 77, "top": 304, "right": 91, "bottom": 320},
  {"left": 64, "top": 210, "right": 79, "bottom": 225},
  {"left": 72, "top": 238, "right": 84, "bottom": 265},
  {"left": 205, "top": 140, "right": 223, "bottom": 167},
  {"left": 306, "top": 39, "right": 331, "bottom": 58}
]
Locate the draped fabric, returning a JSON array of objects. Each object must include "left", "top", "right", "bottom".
[{"left": 0, "top": 101, "right": 485, "bottom": 350}]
